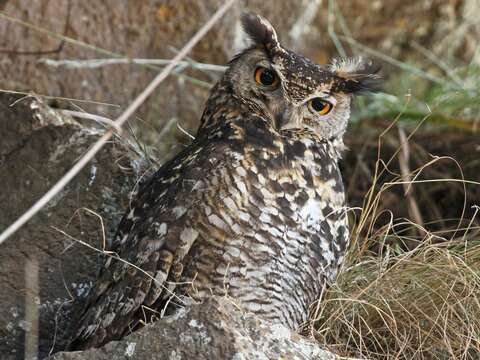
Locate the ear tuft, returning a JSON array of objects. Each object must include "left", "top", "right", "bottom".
[
  {"left": 330, "top": 57, "right": 382, "bottom": 94},
  {"left": 241, "top": 12, "right": 280, "bottom": 51}
]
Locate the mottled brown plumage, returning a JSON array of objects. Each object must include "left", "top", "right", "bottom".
[{"left": 67, "top": 13, "right": 380, "bottom": 350}]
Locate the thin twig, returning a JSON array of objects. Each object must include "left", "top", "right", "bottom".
[
  {"left": 0, "top": 89, "right": 121, "bottom": 108},
  {"left": 0, "top": 0, "right": 236, "bottom": 245},
  {"left": 398, "top": 126, "right": 424, "bottom": 234},
  {"left": 24, "top": 257, "right": 39, "bottom": 360},
  {"left": 58, "top": 110, "right": 120, "bottom": 130},
  {"left": 177, "top": 122, "right": 196, "bottom": 140},
  {"left": 39, "top": 58, "right": 227, "bottom": 72}
]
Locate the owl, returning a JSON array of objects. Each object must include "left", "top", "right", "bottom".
[{"left": 67, "top": 13, "right": 380, "bottom": 350}]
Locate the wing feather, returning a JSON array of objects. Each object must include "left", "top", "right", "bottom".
[{"left": 68, "top": 139, "right": 233, "bottom": 350}]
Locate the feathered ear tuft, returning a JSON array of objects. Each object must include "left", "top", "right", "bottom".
[
  {"left": 330, "top": 57, "right": 382, "bottom": 94},
  {"left": 241, "top": 12, "right": 281, "bottom": 52}
]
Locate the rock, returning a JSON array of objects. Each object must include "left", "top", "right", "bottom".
[
  {"left": 49, "top": 296, "right": 341, "bottom": 360},
  {"left": 0, "top": 94, "right": 146, "bottom": 359}
]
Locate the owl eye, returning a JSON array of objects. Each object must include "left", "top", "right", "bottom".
[
  {"left": 308, "top": 98, "right": 332, "bottom": 115},
  {"left": 254, "top": 67, "right": 279, "bottom": 87}
]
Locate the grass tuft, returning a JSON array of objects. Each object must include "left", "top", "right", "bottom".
[
  {"left": 311, "top": 115, "right": 480, "bottom": 358},
  {"left": 314, "top": 233, "right": 480, "bottom": 359}
]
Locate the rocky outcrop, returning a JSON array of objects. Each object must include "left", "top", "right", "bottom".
[
  {"left": 0, "top": 94, "right": 146, "bottom": 359},
  {"left": 49, "top": 296, "right": 341, "bottom": 360}
]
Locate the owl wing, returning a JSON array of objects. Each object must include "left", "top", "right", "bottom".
[{"left": 68, "top": 137, "right": 235, "bottom": 350}]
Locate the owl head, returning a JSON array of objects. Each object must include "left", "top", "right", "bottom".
[{"left": 222, "top": 13, "right": 381, "bottom": 141}]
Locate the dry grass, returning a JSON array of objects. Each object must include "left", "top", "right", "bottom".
[
  {"left": 311, "top": 119, "right": 480, "bottom": 359},
  {"left": 314, "top": 234, "right": 480, "bottom": 359},
  {"left": 323, "top": 18, "right": 480, "bottom": 359}
]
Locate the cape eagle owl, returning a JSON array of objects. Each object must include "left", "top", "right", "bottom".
[{"left": 68, "top": 12, "right": 380, "bottom": 350}]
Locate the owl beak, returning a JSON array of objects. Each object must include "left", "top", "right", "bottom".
[{"left": 276, "top": 106, "right": 301, "bottom": 131}]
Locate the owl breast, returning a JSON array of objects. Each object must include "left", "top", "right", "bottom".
[{"left": 176, "top": 136, "right": 349, "bottom": 329}]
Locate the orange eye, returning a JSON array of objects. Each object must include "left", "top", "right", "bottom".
[
  {"left": 308, "top": 98, "right": 332, "bottom": 115},
  {"left": 254, "top": 67, "right": 279, "bottom": 87}
]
